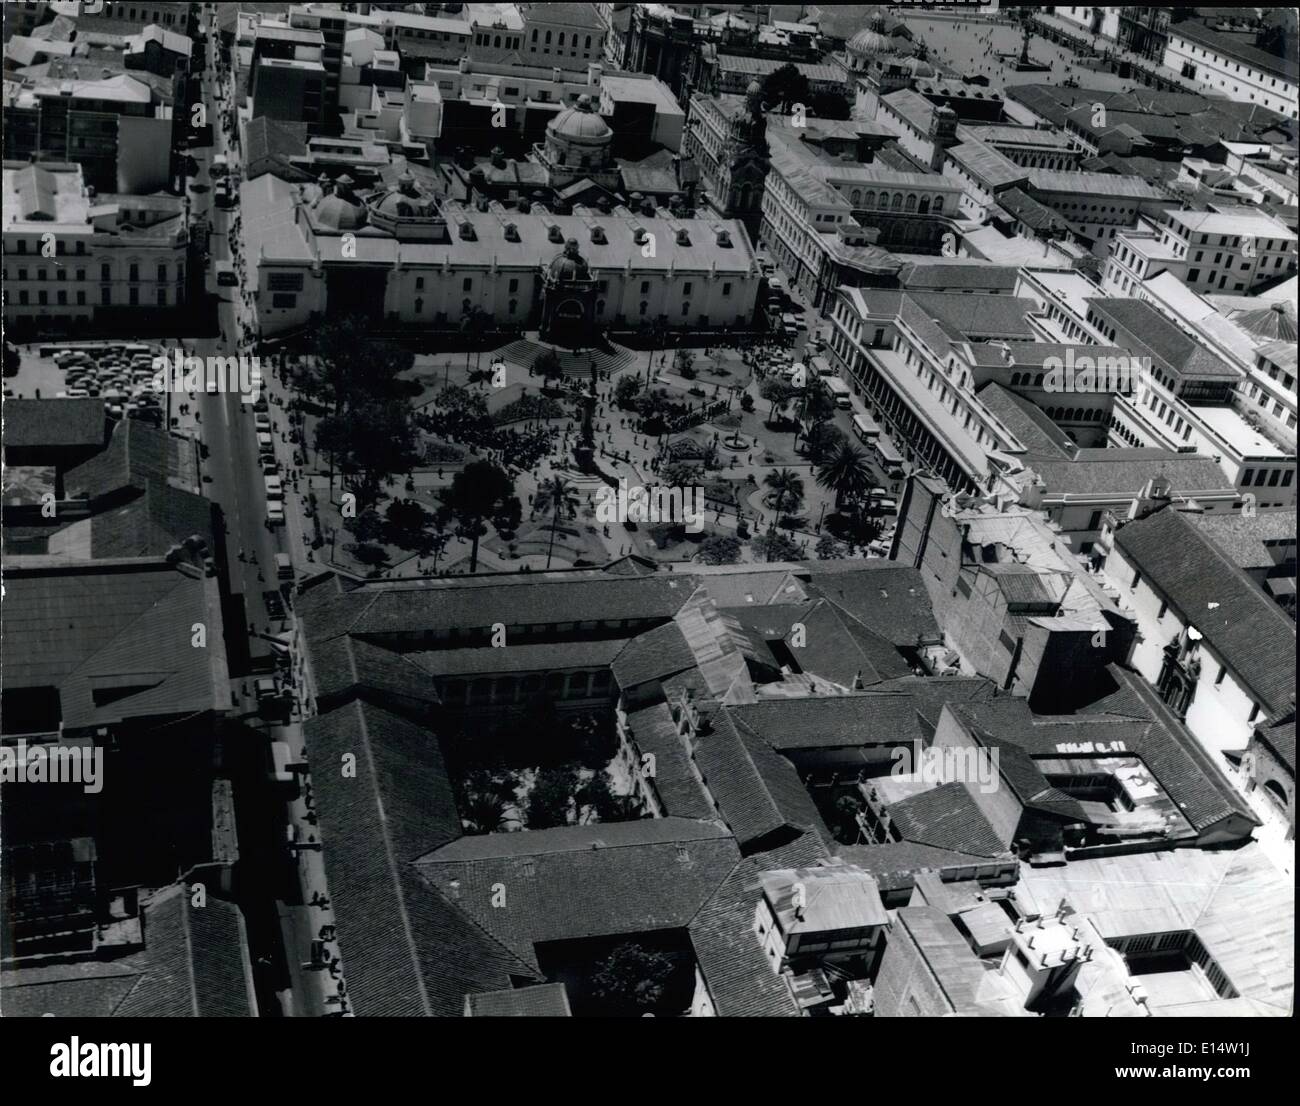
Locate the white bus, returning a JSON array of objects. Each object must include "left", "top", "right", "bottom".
[
  {"left": 875, "top": 437, "right": 905, "bottom": 480},
  {"left": 823, "top": 376, "right": 853, "bottom": 408},
  {"left": 852, "top": 412, "right": 880, "bottom": 442}
]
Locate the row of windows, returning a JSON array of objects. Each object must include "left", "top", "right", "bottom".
[
  {"left": 7, "top": 263, "right": 176, "bottom": 282},
  {"left": 847, "top": 189, "right": 946, "bottom": 215},
  {"left": 7, "top": 287, "right": 168, "bottom": 306},
  {"left": 6, "top": 239, "right": 87, "bottom": 255},
  {"left": 1043, "top": 405, "right": 1106, "bottom": 424},
  {"left": 1240, "top": 467, "right": 1294, "bottom": 488},
  {"left": 1175, "top": 39, "right": 1296, "bottom": 90},
  {"left": 529, "top": 29, "right": 595, "bottom": 49}
]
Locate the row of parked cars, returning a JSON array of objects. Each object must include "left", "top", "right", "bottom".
[
  {"left": 51, "top": 345, "right": 164, "bottom": 422},
  {"left": 257, "top": 408, "right": 284, "bottom": 526}
]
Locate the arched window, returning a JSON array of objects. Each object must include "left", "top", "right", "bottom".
[
  {"left": 919, "top": 196, "right": 930, "bottom": 214},
  {"left": 905, "top": 194, "right": 917, "bottom": 212},
  {"left": 851, "top": 189, "right": 861, "bottom": 205},
  {"left": 865, "top": 191, "right": 875, "bottom": 208},
  {"left": 1034, "top": 373, "right": 1044, "bottom": 387},
  {"left": 414, "top": 297, "right": 423, "bottom": 315},
  {"left": 933, "top": 196, "right": 944, "bottom": 214},
  {"left": 545, "top": 30, "right": 551, "bottom": 43},
  {"left": 1010, "top": 372, "right": 1022, "bottom": 387},
  {"left": 557, "top": 32, "right": 565, "bottom": 46},
  {"left": 586, "top": 35, "right": 592, "bottom": 48},
  {"left": 892, "top": 192, "right": 903, "bottom": 210},
  {"left": 508, "top": 298, "right": 517, "bottom": 315},
  {"left": 494, "top": 34, "right": 501, "bottom": 47}
]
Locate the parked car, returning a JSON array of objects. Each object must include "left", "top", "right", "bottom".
[
  {"left": 255, "top": 412, "right": 271, "bottom": 431},
  {"left": 263, "top": 589, "right": 286, "bottom": 620}
]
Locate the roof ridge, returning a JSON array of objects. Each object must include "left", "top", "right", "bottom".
[{"left": 353, "top": 699, "right": 435, "bottom": 1016}]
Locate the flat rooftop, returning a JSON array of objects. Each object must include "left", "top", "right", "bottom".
[{"left": 1191, "top": 404, "right": 1292, "bottom": 459}]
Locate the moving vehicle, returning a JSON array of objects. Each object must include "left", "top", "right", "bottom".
[
  {"left": 275, "top": 553, "right": 294, "bottom": 581},
  {"left": 215, "top": 259, "right": 237, "bottom": 287},
  {"left": 266, "top": 501, "right": 285, "bottom": 526},
  {"left": 874, "top": 437, "right": 905, "bottom": 480},
  {"left": 211, "top": 154, "right": 229, "bottom": 178},
  {"left": 823, "top": 376, "right": 853, "bottom": 409},
  {"left": 853, "top": 412, "right": 881, "bottom": 442}
]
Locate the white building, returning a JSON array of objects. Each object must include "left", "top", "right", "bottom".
[
  {"left": 1102, "top": 505, "right": 1296, "bottom": 756},
  {"left": 1164, "top": 21, "right": 1299, "bottom": 119},
  {"left": 2, "top": 163, "right": 188, "bottom": 336},
  {"left": 238, "top": 169, "right": 758, "bottom": 338}
]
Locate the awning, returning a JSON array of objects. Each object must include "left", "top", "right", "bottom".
[{"left": 1265, "top": 576, "right": 1296, "bottom": 597}]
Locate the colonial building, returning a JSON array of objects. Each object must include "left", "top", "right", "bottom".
[
  {"left": 239, "top": 167, "right": 759, "bottom": 339},
  {"left": 683, "top": 82, "right": 769, "bottom": 241},
  {"left": 2, "top": 163, "right": 189, "bottom": 338},
  {"left": 1100, "top": 504, "right": 1296, "bottom": 755}
]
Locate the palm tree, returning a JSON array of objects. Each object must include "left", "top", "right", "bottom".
[
  {"left": 461, "top": 789, "right": 509, "bottom": 834},
  {"left": 816, "top": 442, "right": 874, "bottom": 511},
  {"left": 535, "top": 474, "right": 579, "bottom": 570},
  {"left": 763, "top": 468, "right": 805, "bottom": 551}
]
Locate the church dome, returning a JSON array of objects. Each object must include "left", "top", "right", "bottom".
[
  {"left": 371, "top": 170, "right": 438, "bottom": 219},
  {"left": 898, "top": 55, "right": 936, "bottom": 78},
  {"left": 312, "top": 174, "right": 367, "bottom": 231},
  {"left": 548, "top": 94, "right": 612, "bottom": 142},
  {"left": 548, "top": 238, "right": 591, "bottom": 282},
  {"left": 847, "top": 14, "right": 897, "bottom": 65}
]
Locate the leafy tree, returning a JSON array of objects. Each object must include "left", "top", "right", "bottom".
[
  {"left": 811, "top": 90, "right": 852, "bottom": 120},
  {"left": 752, "top": 530, "right": 805, "bottom": 562},
  {"left": 315, "top": 413, "right": 350, "bottom": 496},
  {"left": 578, "top": 774, "right": 641, "bottom": 823},
  {"left": 661, "top": 461, "right": 702, "bottom": 490},
  {"left": 615, "top": 375, "right": 642, "bottom": 408},
  {"left": 763, "top": 468, "right": 805, "bottom": 533},
  {"left": 571, "top": 715, "right": 618, "bottom": 770},
  {"left": 739, "top": 392, "right": 755, "bottom": 413},
  {"left": 803, "top": 420, "right": 845, "bottom": 465},
  {"left": 526, "top": 765, "right": 577, "bottom": 829},
  {"left": 343, "top": 397, "right": 421, "bottom": 508},
  {"left": 437, "top": 460, "right": 519, "bottom": 573},
  {"left": 760, "top": 63, "right": 810, "bottom": 114},
  {"left": 302, "top": 314, "right": 417, "bottom": 418},
  {"left": 698, "top": 534, "right": 742, "bottom": 565},
  {"left": 534, "top": 349, "right": 564, "bottom": 388},
  {"left": 800, "top": 378, "right": 837, "bottom": 433},
  {"left": 816, "top": 441, "right": 874, "bottom": 510},
  {"left": 344, "top": 507, "right": 385, "bottom": 543},
  {"left": 588, "top": 942, "right": 675, "bottom": 1016},
  {"left": 648, "top": 521, "right": 684, "bottom": 549},
  {"left": 534, "top": 475, "right": 580, "bottom": 570},
  {"left": 346, "top": 542, "right": 388, "bottom": 570},
  {"left": 815, "top": 534, "right": 845, "bottom": 560},
  {"left": 760, "top": 377, "right": 794, "bottom": 422}
]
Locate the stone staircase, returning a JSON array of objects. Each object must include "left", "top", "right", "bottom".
[{"left": 497, "top": 338, "right": 637, "bottom": 380}]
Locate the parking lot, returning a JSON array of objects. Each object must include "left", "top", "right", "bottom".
[{"left": 4, "top": 341, "right": 176, "bottom": 426}]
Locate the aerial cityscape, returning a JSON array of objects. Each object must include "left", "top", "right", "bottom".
[{"left": 2, "top": 0, "right": 1297, "bottom": 1033}]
